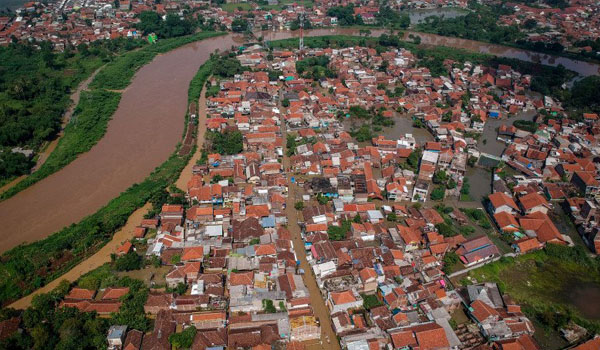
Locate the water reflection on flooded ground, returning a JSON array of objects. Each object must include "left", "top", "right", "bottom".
[{"left": 381, "top": 115, "right": 435, "bottom": 144}]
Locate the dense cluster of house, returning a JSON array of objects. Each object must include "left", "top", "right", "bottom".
[
  {"left": 491, "top": 109, "right": 600, "bottom": 253},
  {"left": 0, "top": 0, "right": 473, "bottom": 49},
  {"left": 200, "top": 45, "right": 549, "bottom": 350},
  {"left": 15, "top": 35, "right": 598, "bottom": 350},
  {"left": 0, "top": 0, "right": 152, "bottom": 48},
  {"left": 498, "top": 0, "right": 600, "bottom": 53}
]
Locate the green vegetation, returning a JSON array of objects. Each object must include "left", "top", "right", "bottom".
[
  {"left": 262, "top": 299, "right": 277, "bottom": 313},
  {"left": 513, "top": 119, "right": 538, "bottom": 133},
  {"left": 361, "top": 293, "right": 383, "bottom": 310},
  {"left": 461, "top": 208, "right": 492, "bottom": 229},
  {"left": 221, "top": 2, "right": 253, "bottom": 12},
  {"left": 442, "top": 251, "right": 460, "bottom": 274},
  {"left": 136, "top": 12, "right": 195, "bottom": 39},
  {"left": 326, "top": 5, "right": 364, "bottom": 26},
  {"left": 1, "top": 89, "right": 120, "bottom": 197},
  {"left": 232, "top": 18, "right": 250, "bottom": 33},
  {"left": 328, "top": 220, "right": 351, "bottom": 241},
  {"left": 0, "top": 54, "right": 216, "bottom": 306},
  {"left": 91, "top": 32, "right": 224, "bottom": 90},
  {"left": 0, "top": 264, "right": 151, "bottom": 350},
  {"left": 114, "top": 251, "right": 144, "bottom": 271},
  {"left": 351, "top": 124, "right": 374, "bottom": 142},
  {"left": 169, "top": 326, "right": 197, "bottom": 350},
  {"left": 286, "top": 134, "right": 297, "bottom": 156},
  {"left": 296, "top": 55, "right": 336, "bottom": 79},
  {"left": 208, "top": 130, "right": 243, "bottom": 155},
  {"left": 565, "top": 76, "right": 600, "bottom": 115},
  {"left": 1, "top": 32, "right": 224, "bottom": 200},
  {"left": 465, "top": 244, "right": 600, "bottom": 334},
  {"left": 416, "top": 4, "right": 522, "bottom": 46},
  {"left": 430, "top": 186, "right": 446, "bottom": 201},
  {"left": 188, "top": 59, "right": 215, "bottom": 104},
  {"left": 294, "top": 201, "right": 305, "bottom": 210},
  {"left": 0, "top": 40, "right": 140, "bottom": 183},
  {"left": 211, "top": 53, "right": 247, "bottom": 78},
  {"left": 436, "top": 222, "right": 458, "bottom": 237}
]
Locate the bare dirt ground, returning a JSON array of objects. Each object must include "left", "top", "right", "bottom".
[
  {"left": 9, "top": 202, "right": 151, "bottom": 309},
  {"left": 174, "top": 86, "right": 208, "bottom": 192}
]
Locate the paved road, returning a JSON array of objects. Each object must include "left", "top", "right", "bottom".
[{"left": 282, "top": 121, "right": 340, "bottom": 350}]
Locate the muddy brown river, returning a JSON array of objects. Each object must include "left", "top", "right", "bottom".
[
  {"left": 0, "top": 28, "right": 598, "bottom": 254},
  {"left": 0, "top": 34, "right": 242, "bottom": 253}
]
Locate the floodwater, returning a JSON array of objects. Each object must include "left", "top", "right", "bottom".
[
  {"left": 381, "top": 115, "right": 434, "bottom": 144},
  {"left": 466, "top": 167, "right": 492, "bottom": 202},
  {"left": 0, "top": 34, "right": 242, "bottom": 253},
  {"left": 570, "top": 283, "right": 600, "bottom": 320},
  {"left": 1, "top": 27, "right": 599, "bottom": 253}
]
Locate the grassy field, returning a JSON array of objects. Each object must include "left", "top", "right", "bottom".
[
  {"left": 460, "top": 244, "right": 600, "bottom": 348},
  {"left": 221, "top": 2, "right": 253, "bottom": 12}
]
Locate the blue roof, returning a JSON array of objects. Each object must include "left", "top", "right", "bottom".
[{"left": 261, "top": 215, "right": 276, "bottom": 228}]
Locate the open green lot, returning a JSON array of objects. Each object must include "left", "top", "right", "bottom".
[
  {"left": 221, "top": 2, "right": 253, "bottom": 12},
  {"left": 460, "top": 244, "right": 600, "bottom": 348}
]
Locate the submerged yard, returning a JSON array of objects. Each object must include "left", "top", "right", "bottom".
[{"left": 460, "top": 244, "right": 600, "bottom": 349}]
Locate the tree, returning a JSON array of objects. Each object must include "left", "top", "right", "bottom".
[
  {"left": 232, "top": 18, "right": 249, "bottom": 32},
  {"left": 406, "top": 149, "right": 421, "bottom": 170},
  {"left": 169, "top": 326, "right": 196, "bottom": 350},
  {"left": 175, "top": 282, "right": 187, "bottom": 295},
  {"left": 387, "top": 212, "right": 397, "bottom": 222},
  {"left": 212, "top": 56, "right": 246, "bottom": 77},
  {"left": 328, "top": 220, "right": 350, "bottom": 241},
  {"left": 281, "top": 98, "right": 290, "bottom": 108},
  {"left": 353, "top": 214, "right": 362, "bottom": 223},
  {"left": 262, "top": 299, "right": 276, "bottom": 313},
  {"left": 294, "top": 201, "right": 304, "bottom": 210},
  {"left": 209, "top": 130, "right": 243, "bottom": 155},
  {"left": 442, "top": 251, "right": 460, "bottom": 274},
  {"left": 114, "top": 252, "right": 142, "bottom": 271},
  {"left": 361, "top": 294, "right": 383, "bottom": 310},
  {"left": 430, "top": 186, "right": 446, "bottom": 201},
  {"left": 433, "top": 170, "right": 448, "bottom": 184},
  {"left": 351, "top": 125, "right": 373, "bottom": 142},
  {"left": 436, "top": 222, "right": 457, "bottom": 237}
]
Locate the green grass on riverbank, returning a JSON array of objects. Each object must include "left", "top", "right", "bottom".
[
  {"left": 461, "top": 244, "right": 600, "bottom": 345},
  {"left": 90, "top": 32, "right": 224, "bottom": 90},
  {"left": 0, "top": 40, "right": 219, "bottom": 307},
  {"left": 0, "top": 32, "right": 225, "bottom": 201}
]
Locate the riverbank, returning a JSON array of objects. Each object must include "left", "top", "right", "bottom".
[
  {"left": 0, "top": 31, "right": 225, "bottom": 203},
  {"left": 8, "top": 202, "right": 152, "bottom": 310},
  {"left": 175, "top": 86, "right": 209, "bottom": 192},
  {"left": 0, "top": 66, "right": 104, "bottom": 196},
  {"left": 0, "top": 35, "right": 230, "bottom": 307}
]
